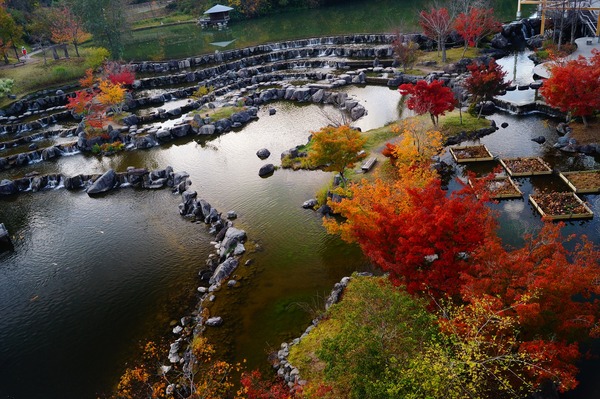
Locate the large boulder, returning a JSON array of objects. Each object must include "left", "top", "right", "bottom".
[
  {"left": 87, "top": 169, "right": 117, "bottom": 195},
  {"left": 0, "top": 180, "right": 18, "bottom": 195},
  {"left": 209, "top": 258, "right": 239, "bottom": 285},
  {"left": 259, "top": 164, "right": 275, "bottom": 177}
]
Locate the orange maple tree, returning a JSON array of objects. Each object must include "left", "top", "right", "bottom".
[{"left": 48, "top": 3, "right": 90, "bottom": 57}]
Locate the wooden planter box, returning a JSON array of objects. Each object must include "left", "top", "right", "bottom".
[
  {"left": 449, "top": 145, "right": 494, "bottom": 163},
  {"left": 499, "top": 157, "right": 552, "bottom": 177},
  {"left": 529, "top": 192, "right": 594, "bottom": 220},
  {"left": 559, "top": 170, "right": 600, "bottom": 194},
  {"left": 469, "top": 176, "right": 523, "bottom": 199}
]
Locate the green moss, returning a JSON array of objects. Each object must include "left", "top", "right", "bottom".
[{"left": 439, "top": 111, "right": 491, "bottom": 137}]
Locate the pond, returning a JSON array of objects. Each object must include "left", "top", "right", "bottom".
[
  {"left": 2, "top": 81, "right": 599, "bottom": 398},
  {"left": 0, "top": 86, "right": 396, "bottom": 399},
  {"left": 123, "top": 0, "right": 529, "bottom": 60}
]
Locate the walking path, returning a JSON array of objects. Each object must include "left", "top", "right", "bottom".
[{"left": 532, "top": 36, "right": 600, "bottom": 78}]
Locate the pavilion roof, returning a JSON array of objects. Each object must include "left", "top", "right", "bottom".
[{"left": 204, "top": 4, "right": 234, "bottom": 14}]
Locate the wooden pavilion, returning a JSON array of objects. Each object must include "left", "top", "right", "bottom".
[
  {"left": 199, "top": 4, "right": 234, "bottom": 29},
  {"left": 516, "top": 0, "right": 600, "bottom": 36}
]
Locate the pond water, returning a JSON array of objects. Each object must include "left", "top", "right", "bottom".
[
  {"left": 2, "top": 81, "right": 599, "bottom": 398},
  {"left": 123, "top": 0, "right": 528, "bottom": 60},
  {"left": 0, "top": 86, "right": 396, "bottom": 399}
]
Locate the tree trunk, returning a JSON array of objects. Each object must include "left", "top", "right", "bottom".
[
  {"left": 477, "top": 102, "right": 484, "bottom": 119},
  {"left": 582, "top": 115, "right": 588, "bottom": 128},
  {"left": 461, "top": 43, "right": 468, "bottom": 58},
  {"left": 74, "top": 41, "right": 80, "bottom": 57},
  {"left": 12, "top": 43, "right": 20, "bottom": 61},
  {"left": 430, "top": 113, "right": 437, "bottom": 126},
  {"left": 441, "top": 41, "right": 447, "bottom": 63},
  {"left": 3, "top": 53, "right": 8, "bottom": 64}
]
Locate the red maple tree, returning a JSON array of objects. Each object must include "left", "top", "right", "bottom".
[
  {"left": 398, "top": 80, "right": 455, "bottom": 125},
  {"left": 102, "top": 61, "right": 136, "bottom": 86},
  {"left": 539, "top": 50, "right": 600, "bottom": 127},
  {"left": 419, "top": 7, "right": 453, "bottom": 63},
  {"left": 240, "top": 370, "right": 297, "bottom": 398},
  {"left": 454, "top": 7, "right": 501, "bottom": 57},
  {"left": 464, "top": 58, "right": 510, "bottom": 118}
]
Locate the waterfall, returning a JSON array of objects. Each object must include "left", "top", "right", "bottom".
[{"left": 521, "top": 23, "right": 528, "bottom": 40}]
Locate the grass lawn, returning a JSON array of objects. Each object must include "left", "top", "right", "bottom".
[
  {"left": 417, "top": 46, "right": 482, "bottom": 65},
  {"left": 0, "top": 45, "right": 100, "bottom": 107}
]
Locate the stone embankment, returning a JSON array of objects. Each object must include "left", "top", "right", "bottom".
[{"left": 0, "top": 165, "right": 185, "bottom": 196}]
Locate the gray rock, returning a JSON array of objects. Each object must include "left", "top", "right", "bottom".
[
  {"left": 199, "top": 124, "right": 216, "bottom": 135},
  {"left": 0, "top": 180, "right": 18, "bottom": 195},
  {"left": 233, "top": 242, "right": 246, "bottom": 256},
  {"left": 210, "top": 257, "right": 239, "bottom": 285},
  {"left": 302, "top": 199, "right": 318, "bottom": 209},
  {"left": 531, "top": 136, "right": 546, "bottom": 144},
  {"left": 86, "top": 169, "right": 117, "bottom": 195},
  {"left": 350, "top": 104, "right": 366, "bottom": 120},
  {"left": 227, "top": 211, "right": 237, "bottom": 219},
  {"left": 259, "top": 164, "right": 275, "bottom": 177},
  {"left": 205, "top": 317, "right": 223, "bottom": 327},
  {"left": 269, "top": 108, "right": 276, "bottom": 115},
  {"left": 256, "top": 148, "right": 271, "bottom": 159}
]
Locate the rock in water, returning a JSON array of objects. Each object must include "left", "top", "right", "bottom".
[
  {"left": 86, "top": 169, "right": 117, "bottom": 195},
  {"left": 209, "top": 258, "right": 239, "bottom": 285},
  {"left": 259, "top": 164, "right": 275, "bottom": 177},
  {"left": 531, "top": 136, "right": 546, "bottom": 144},
  {"left": 256, "top": 148, "right": 271, "bottom": 159},
  {"left": 302, "top": 199, "right": 318, "bottom": 209}
]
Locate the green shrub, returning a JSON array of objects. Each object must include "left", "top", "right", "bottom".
[
  {"left": 52, "top": 66, "right": 69, "bottom": 79},
  {"left": 0, "top": 78, "right": 14, "bottom": 98},
  {"left": 84, "top": 47, "right": 111, "bottom": 70}
]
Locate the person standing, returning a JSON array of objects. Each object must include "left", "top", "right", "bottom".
[{"left": 21, "top": 46, "right": 27, "bottom": 57}]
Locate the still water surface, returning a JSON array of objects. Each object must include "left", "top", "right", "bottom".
[
  {"left": 0, "top": 87, "right": 395, "bottom": 398},
  {"left": 123, "top": 0, "right": 528, "bottom": 60}
]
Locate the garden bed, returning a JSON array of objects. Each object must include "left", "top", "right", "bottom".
[
  {"left": 449, "top": 145, "right": 494, "bottom": 163},
  {"left": 499, "top": 157, "right": 552, "bottom": 177},
  {"left": 559, "top": 170, "right": 600, "bottom": 193},
  {"left": 529, "top": 191, "right": 593, "bottom": 220},
  {"left": 469, "top": 176, "right": 523, "bottom": 199}
]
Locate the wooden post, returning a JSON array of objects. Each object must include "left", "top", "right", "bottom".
[{"left": 540, "top": 0, "right": 547, "bottom": 35}]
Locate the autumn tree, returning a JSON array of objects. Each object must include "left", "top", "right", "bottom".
[
  {"left": 454, "top": 7, "right": 501, "bottom": 57},
  {"left": 239, "top": 370, "right": 296, "bottom": 399},
  {"left": 67, "top": 70, "right": 126, "bottom": 133},
  {"left": 419, "top": 6, "right": 453, "bottom": 63},
  {"left": 307, "top": 125, "right": 367, "bottom": 186},
  {"left": 464, "top": 58, "right": 510, "bottom": 118},
  {"left": 539, "top": 50, "right": 600, "bottom": 127},
  {"left": 398, "top": 79, "right": 455, "bottom": 126},
  {"left": 69, "top": 0, "right": 127, "bottom": 58},
  {"left": 326, "top": 169, "right": 494, "bottom": 297},
  {"left": 391, "top": 30, "right": 420, "bottom": 72},
  {"left": 102, "top": 61, "right": 136, "bottom": 86},
  {"left": 455, "top": 222, "right": 600, "bottom": 392},
  {"left": 386, "top": 119, "right": 443, "bottom": 165},
  {"left": 49, "top": 2, "right": 90, "bottom": 57},
  {"left": 0, "top": 0, "right": 23, "bottom": 64}
]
